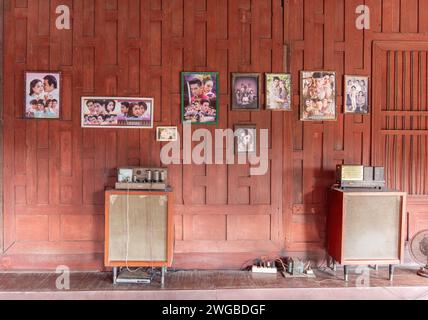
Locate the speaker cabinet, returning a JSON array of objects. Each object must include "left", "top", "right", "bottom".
[
  {"left": 327, "top": 188, "right": 407, "bottom": 266},
  {"left": 104, "top": 190, "right": 174, "bottom": 268}
]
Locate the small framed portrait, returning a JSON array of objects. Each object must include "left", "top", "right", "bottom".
[
  {"left": 81, "top": 97, "right": 154, "bottom": 129},
  {"left": 344, "top": 75, "right": 369, "bottom": 114},
  {"left": 157, "top": 126, "right": 178, "bottom": 142},
  {"left": 182, "top": 72, "right": 219, "bottom": 125},
  {"left": 24, "top": 71, "right": 61, "bottom": 119},
  {"left": 266, "top": 73, "right": 292, "bottom": 111},
  {"left": 300, "top": 71, "right": 337, "bottom": 121},
  {"left": 232, "top": 73, "right": 261, "bottom": 111},
  {"left": 235, "top": 124, "right": 257, "bottom": 154}
]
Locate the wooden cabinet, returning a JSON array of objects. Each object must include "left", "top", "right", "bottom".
[
  {"left": 104, "top": 190, "right": 174, "bottom": 283},
  {"left": 327, "top": 188, "right": 407, "bottom": 281}
]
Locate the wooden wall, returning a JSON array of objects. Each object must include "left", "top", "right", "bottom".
[
  {"left": 0, "top": 0, "right": 3, "bottom": 255},
  {"left": 284, "top": 0, "right": 428, "bottom": 253},
  {"left": 1, "top": 0, "right": 428, "bottom": 270}
]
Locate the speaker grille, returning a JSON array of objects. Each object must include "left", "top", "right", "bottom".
[
  {"left": 109, "top": 194, "right": 168, "bottom": 262},
  {"left": 344, "top": 195, "right": 401, "bottom": 260}
]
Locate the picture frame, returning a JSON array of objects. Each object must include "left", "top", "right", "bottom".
[
  {"left": 344, "top": 75, "right": 369, "bottom": 114},
  {"left": 157, "top": 126, "right": 178, "bottom": 142},
  {"left": 181, "top": 72, "right": 219, "bottom": 125},
  {"left": 231, "top": 73, "right": 261, "bottom": 111},
  {"left": 81, "top": 97, "right": 154, "bottom": 129},
  {"left": 266, "top": 73, "right": 292, "bottom": 111},
  {"left": 24, "top": 71, "right": 61, "bottom": 119},
  {"left": 234, "top": 124, "right": 257, "bottom": 154},
  {"left": 300, "top": 71, "right": 337, "bottom": 121}
]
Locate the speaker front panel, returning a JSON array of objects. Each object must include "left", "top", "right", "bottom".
[
  {"left": 343, "top": 195, "right": 401, "bottom": 261},
  {"left": 108, "top": 194, "right": 168, "bottom": 262}
]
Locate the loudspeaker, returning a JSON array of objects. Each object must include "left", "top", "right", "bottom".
[
  {"left": 105, "top": 190, "right": 174, "bottom": 268},
  {"left": 327, "top": 188, "right": 406, "bottom": 265}
]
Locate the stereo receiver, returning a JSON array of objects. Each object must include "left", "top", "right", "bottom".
[{"left": 336, "top": 165, "right": 385, "bottom": 189}]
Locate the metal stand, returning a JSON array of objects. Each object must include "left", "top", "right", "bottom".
[
  {"left": 344, "top": 265, "right": 349, "bottom": 282},
  {"left": 113, "top": 267, "right": 118, "bottom": 285},
  {"left": 389, "top": 265, "right": 395, "bottom": 281},
  {"left": 112, "top": 266, "right": 167, "bottom": 285},
  {"left": 337, "top": 264, "right": 394, "bottom": 282},
  {"left": 161, "top": 267, "right": 167, "bottom": 286},
  {"left": 328, "top": 256, "right": 337, "bottom": 271}
]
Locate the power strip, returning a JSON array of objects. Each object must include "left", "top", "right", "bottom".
[
  {"left": 252, "top": 265, "right": 278, "bottom": 274},
  {"left": 116, "top": 278, "right": 151, "bottom": 284}
]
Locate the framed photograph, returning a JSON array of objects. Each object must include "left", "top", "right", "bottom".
[
  {"left": 266, "top": 73, "right": 292, "bottom": 111},
  {"left": 81, "top": 97, "right": 154, "bottom": 129},
  {"left": 344, "top": 75, "right": 369, "bottom": 114},
  {"left": 300, "top": 71, "right": 337, "bottom": 121},
  {"left": 235, "top": 124, "right": 257, "bottom": 154},
  {"left": 232, "top": 73, "right": 261, "bottom": 110},
  {"left": 157, "top": 126, "right": 178, "bottom": 142},
  {"left": 181, "top": 72, "right": 219, "bottom": 125},
  {"left": 25, "top": 71, "right": 61, "bottom": 119}
]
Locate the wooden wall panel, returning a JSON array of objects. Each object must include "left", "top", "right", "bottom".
[
  {"left": 284, "top": 0, "right": 428, "bottom": 254},
  {"left": 1, "top": 0, "right": 428, "bottom": 270},
  {"left": 1, "top": 0, "right": 284, "bottom": 270}
]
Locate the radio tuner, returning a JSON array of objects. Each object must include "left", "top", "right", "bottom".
[{"left": 336, "top": 165, "right": 385, "bottom": 189}]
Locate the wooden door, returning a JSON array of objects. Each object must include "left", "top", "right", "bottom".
[{"left": 373, "top": 41, "right": 428, "bottom": 195}]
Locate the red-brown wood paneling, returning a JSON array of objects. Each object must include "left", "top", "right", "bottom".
[
  {"left": 1, "top": 0, "right": 428, "bottom": 271},
  {"left": 1, "top": 0, "right": 284, "bottom": 270},
  {"left": 284, "top": 0, "right": 428, "bottom": 255}
]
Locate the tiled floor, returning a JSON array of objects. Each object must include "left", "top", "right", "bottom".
[{"left": 0, "top": 267, "right": 427, "bottom": 300}]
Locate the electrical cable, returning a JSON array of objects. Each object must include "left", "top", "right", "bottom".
[
  {"left": 125, "top": 186, "right": 142, "bottom": 274},
  {"left": 120, "top": 179, "right": 170, "bottom": 280},
  {"left": 149, "top": 194, "right": 154, "bottom": 281}
]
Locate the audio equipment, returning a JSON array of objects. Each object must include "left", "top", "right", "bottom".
[
  {"left": 105, "top": 190, "right": 174, "bottom": 284},
  {"left": 327, "top": 188, "right": 406, "bottom": 281},
  {"left": 336, "top": 165, "right": 385, "bottom": 189},
  {"left": 116, "top": 167, "right": 168, "bottom": 190}
]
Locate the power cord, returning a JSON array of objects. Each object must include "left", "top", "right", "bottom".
[
  {"left": 125, "top": 187, "right": 142, "bottom": 273},
  {"left": 123, "top": 190, "right": 165, "bottom": 280}
]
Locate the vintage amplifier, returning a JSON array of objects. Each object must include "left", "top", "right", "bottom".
[
  {"left": 336, "top": 165, "right": 385, "bottom": 189},
  {"left": 116, "top": 167, "right": 168, "bottom": 190}
]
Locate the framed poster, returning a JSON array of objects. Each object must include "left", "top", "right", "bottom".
[
  {"left": 25, "top": 71, "right": 61, "bottom": 119},
  {"left": 266, "top": 73, "right": 292, "bottom": 111},
  {"left": 81, "top": 97, "right": 154, "bottom": 129},
  {"left": 344, "top": 75, "right": 369, "bottom": 114},
  {"left": 235, "top": 124, "right": 257, "bottom": 154},
  {"left": 232, "top": 73, "right": 261, "bottom": 111},
  {"left": 157, "top": 127, "right": 178, "bottom": 142},
  {"left": 300, "top": 71, "right": 337, "bottom": 121},
  {"left": 181, "top": 72, "right": 219, "bottom": 125}
]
